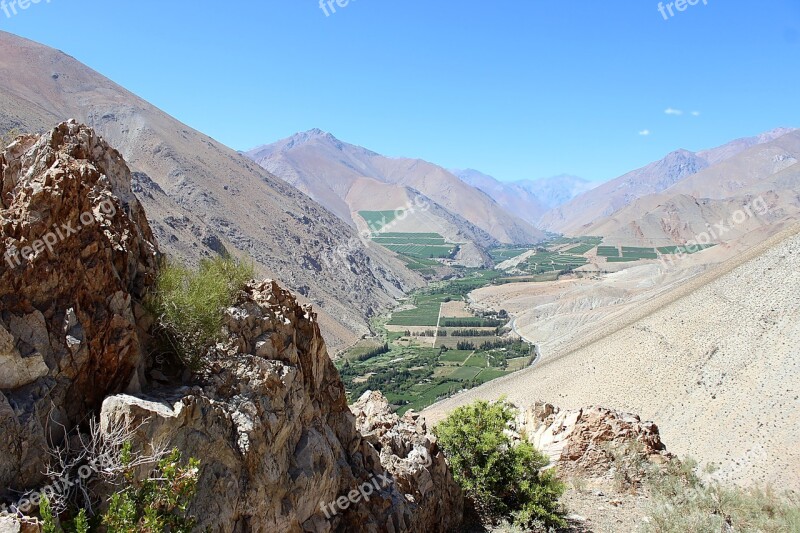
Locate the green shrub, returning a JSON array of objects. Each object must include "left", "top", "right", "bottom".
[
  {"left": 40, "top": 496, "right": 58, "bottom": 533},
  {"left": 0, "top": 127, "right": 21, "bottom": 151},
  {"left": 434, "top": 400, "right": 566, "bottom": 529},
  {"left": 643, "top": 458, "right": 800, "bottom": 532},
  {"left": 103, "top": 444, "right": 199, "bottom": 533},
  {"left": 72, "top": 509, "right": 89, "bottom": 533},
  {"left": 149, "top": 256, "right": 254, "bottom": 370}
]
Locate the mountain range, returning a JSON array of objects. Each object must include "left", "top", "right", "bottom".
[
  {"left": 246, "top": 130, "right": 545, "bottom": 247},
  {"left": 1, "top": 28, "right": 799, "bottom": 350},
  {"left": 453, "top": 169, "right": 594, "bottom": 225},
  {"left": 540, "top": 128, "right": 798, "bottom": 238}
]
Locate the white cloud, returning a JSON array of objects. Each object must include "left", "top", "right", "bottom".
[
  {"left": 664, "top": 107, "right": 684, "bottom": 116},
  {"left": 691, "top": 111, "right": 701, "bottom": 116},
  {"left": 638, "top": 129, "right": 651, "bottom": 136}
]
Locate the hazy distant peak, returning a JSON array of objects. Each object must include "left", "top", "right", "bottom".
[
  {"left": 282, "top": 128, "right": 341, "bottom": 149},
  {"left": 756, "top": 127, "right": 797, "bottom": 143}
]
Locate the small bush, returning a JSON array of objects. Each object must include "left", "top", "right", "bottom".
[
  {"left": 434, "top": 400, "right": 566, "bottom": 529},
  {"left": 149, "top": 256, "right": 254, "bottom": 370},
  {"left": 103, "top": 444, "right": 199, "bottom": 533},
  {"left": 643, "top": 457, "right": 800, "bottom": 532},
  {"left": 0, "top": 127, "right": 21, "bottom": 150},
  {"left": 40, "top": 496, "right": 58, "bottom": 533},
  {"left": 604, "top": 440, "right": 650, "bottom": 493}
]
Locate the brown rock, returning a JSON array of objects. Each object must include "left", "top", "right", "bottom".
[
  {"left": 0, "top": 121, "right": 158, "bottom": 495},
  {"left": 100, "top": 282, "right": 463, "bottom": 532},
  {"left": 519, "top": 402, "right": 673, "bottom": 479}
]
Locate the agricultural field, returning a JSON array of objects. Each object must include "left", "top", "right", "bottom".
[
  {"left": 564, "top": 242, "right": 598, "bottom": 255},
  {"left": 358, "top": 210, "right": 401, "bottom": 232},
  {"left": 368, "top": 231, "right": 457, "bottom": 259},
  {"left": 559, "top": 236, "right": 603, "bottom": 255},
  {"left": 488, "top": 246, "right": 535, "bottom": 262},
  {"left": 522, "top": 251, "right": 588, "bottom": 275},
  {"left": 435, "top": 335, "right": 498, "bottom": 349},
  {"left": 396, "top": 255, "right": 439, "bottom": 276},
  {"left": 386, "top": 293, "right": 446, "bottom": 326},
  {"left": 440, "top": 300, "right": 475, "bottom": 318},
  {"left": 382, "top": 243, "right": 455, "bottom": 259},
  {"left": 376, "top": 232, "right": 444, "bottom": 239},
  {"left": 495, "top": 272, "right": 561, "bottom": 284},
  {"left": 440, "top": 317, "right": 504, "bottom": 327},
  {"left": 597, "top": 246, "right": 621, "bottom": 257},
  {"left": 620, "top": 246, "right": 658, "bottom": 259},
  {"left": 658, "top": 244, "right": 717, "bottom": 254},
  {"left": 337, "top": 337, "right": 534, "bottom": 413},
  {"left": 372, "top": 233, "right": 448, "bottom": 244},
  {"left": 338, "top": 270, "right": 535, "bottom": 413},
  {"left": 492, "top": 236, "right": 606, "bottom": 281},
  {"left": 594, "top": 243, "right": 719, "bottom": 264}
]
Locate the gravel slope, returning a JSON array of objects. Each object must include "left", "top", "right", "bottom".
[{"left": 425, "top": 224, "right": 800, "bottom": 490}]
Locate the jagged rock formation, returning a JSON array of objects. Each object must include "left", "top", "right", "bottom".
[
  {"left": 351, "top": 392, "right": 464, "bottom": 532},
  {"left": 0, "top": 120, "right": 158, "bottom": 491},
  {"left": 0, "top": 123, "right": 462, "bottom": 532},
  {"left": 519, "top": 402, "right": 672, "bottom": 479},
  {"left": 101, "top": 284, "right": 463, "bottom": 532}
]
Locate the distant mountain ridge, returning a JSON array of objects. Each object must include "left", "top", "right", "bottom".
[
  {"left": 581, "top": 130, "right": 800, "bottom": 245},
  {"left": 541, "top": 128, "right": 797, "bottom": 235},
  {"left": 453, "top": 169, "right": 594, "bottom": 225},
  {"left": 246, "top": 130, "right": 545, "bottom": 247}
]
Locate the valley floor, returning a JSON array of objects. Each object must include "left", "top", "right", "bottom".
[{"left": 424, "top": 223, "right": 800, "bottom": 491}]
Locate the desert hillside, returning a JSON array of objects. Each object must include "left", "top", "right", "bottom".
[
  {"left": 577, "top": 131, "right": 800, "bottom": 245},
  {"left": 0, "top": 31, "right": 423, "bottom": 351},
  {"left": 246, "top": 130, "right": 544, "bottom": 245},
  {"left": 425, "top": 223, "right": 800, "bottom": 491},
  {"left": 541, "top": 128, "right": 797, "bottom": 235}
]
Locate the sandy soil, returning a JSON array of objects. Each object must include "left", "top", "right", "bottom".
[
  {"left": 424, "top": 223, "right": 800, "bottom": 490},
  {"left": 440, "top": 300, "right": 474, "bottom": 318}
]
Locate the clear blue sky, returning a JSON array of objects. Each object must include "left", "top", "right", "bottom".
[{"left": 3, "top": 1, "right": 799, "bottom": 182}]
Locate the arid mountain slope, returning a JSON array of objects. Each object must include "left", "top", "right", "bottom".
[
  {"left": 581, "top": 132, "right": 800, "bottom": 245},
  {"left": 246, "top": 130, "right": 544, "bottom": 245},
  {"left": 541, "top": 128, "right": 796, "bottom": 234},
  {"left": 425, "top": 223, "right": 800, "bottom": 490},
  {"left": 0, "top": 31, "right": 422, "bottom": 350},
  {"left": 452, "top": 169, "right": 549, "bottom": 225}
]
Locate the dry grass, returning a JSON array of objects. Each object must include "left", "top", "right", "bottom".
[{"left": 642, "top": 458, "right": 800, "bottom": 533}]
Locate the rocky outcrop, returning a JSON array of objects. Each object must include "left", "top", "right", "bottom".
[
  {"left": 0, "top": 121, "right": 158, "bottom": 493},
  {"left": 0, "top": 123, "right": 462, "bottom": 532},
  {"left": 100, "top": 282, "right": 463, "bottom": 532},
  {"left": 351, "top": 392, "right": 463, "bottom": 532},
  {"left": 519, "top": 402, "right": 673, "bottom": 478}
]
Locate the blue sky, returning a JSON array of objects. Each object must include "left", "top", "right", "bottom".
[{"left": 2, "top": 1, "right": 799, "bottom": 182}]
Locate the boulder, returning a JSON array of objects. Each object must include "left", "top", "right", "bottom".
[{"left": 519, "top": 402, "right": 673, "bottom": 478}]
